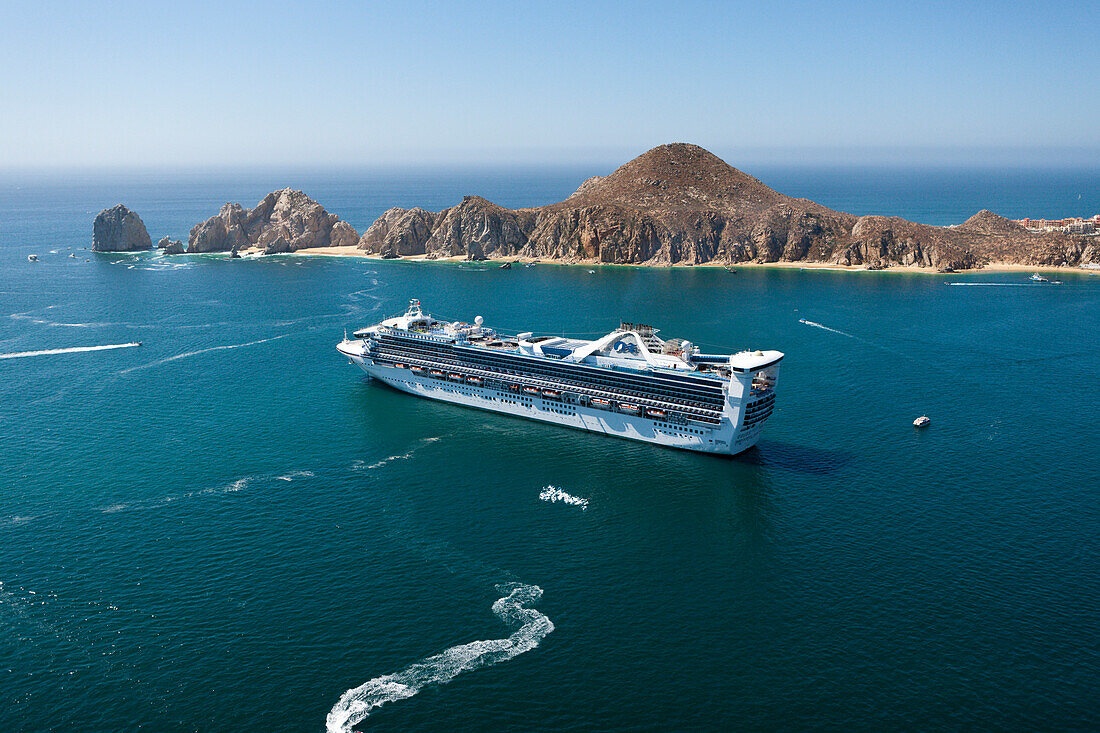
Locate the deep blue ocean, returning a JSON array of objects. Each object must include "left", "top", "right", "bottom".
[{"left": 1, "top": 166, "right": 1098, "bottom": 732}]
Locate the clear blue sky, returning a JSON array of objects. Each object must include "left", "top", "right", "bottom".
[{"left": 1, "top": 0, "right": 1097, "bottom": 168}]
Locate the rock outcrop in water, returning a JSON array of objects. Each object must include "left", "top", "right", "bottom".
[
  {"left": 356, "top": 143, "right": 1098, "bottom": 269},
  {"left": 186, "top": 188, "right": 358, "bottom": 253},
  {"left": 158, "top": 236, "right": 185, "bottom": 254},
  {"left": 93, "top": 204, "right": 152, "bottom": 252}
]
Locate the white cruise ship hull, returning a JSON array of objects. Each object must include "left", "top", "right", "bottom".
[{"left": 340, "top": 352, "right": 766, "bottom": 455}]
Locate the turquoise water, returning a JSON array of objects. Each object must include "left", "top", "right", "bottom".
[{"left": 1, "top": 170, "right": 1098, "bottom": 731}]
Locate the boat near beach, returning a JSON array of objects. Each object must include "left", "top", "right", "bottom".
[{"left": 337, "top": 299, "right": 783, "bottom": 454}]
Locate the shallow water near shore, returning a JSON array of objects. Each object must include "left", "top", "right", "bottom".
[{"left": 1, "top": 170, "right": 1098, "bottom": 731}]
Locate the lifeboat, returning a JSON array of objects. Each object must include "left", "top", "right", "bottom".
[
  {"left": 542, "top": 389, "right": 560, "bottom": 398},
  {"left": 646, "top": 408, "right": 667, "bottom": 418},
  {"left": 394, "top": 363, "right": 408, "bottom": 369},
  {"left": 429, "top": 369, "right": 444, "bottom": 377},
  {"left": 467, "top": 376, "right": 482, "bottom": 385},
  {"left": 619, "top": 403, "right": 640, "bottom": 413},
  {"left": 410, "top": 365, "right": 424, "bottom": 373},
  {"left": 591, "top": 398, "right": 611, "bottom": 408},
  {"left": 449, "top": 373, "right": 464, "bottom": 381},
  {"left": 522, "top": 386, "right": 540, "bottom": 395}
]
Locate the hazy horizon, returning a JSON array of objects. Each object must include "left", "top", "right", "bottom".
[{"left": 2, "top": 1, "right": 1097, "bottom": 170}]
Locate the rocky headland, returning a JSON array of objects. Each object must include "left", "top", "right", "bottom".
[
  {"left": 128, "top": 143, "right": 1096, "bottom": 271},
  {"left": 92, "top": 204, "right": 152, "bottom": 252},
  {"left": 186, "top": 188, "right": 358, "bottom": 254},
  {"left": 357, "top": 144, "right": 1097, "bottom": 270}
]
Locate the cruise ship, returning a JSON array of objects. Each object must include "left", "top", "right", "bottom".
[{"left": 336, "top": 300, "right": 783, "bottom": 455}]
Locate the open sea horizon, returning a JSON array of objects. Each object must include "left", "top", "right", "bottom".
[{"left": 1, "top": 165, "right": 1097, "bottom": 731}]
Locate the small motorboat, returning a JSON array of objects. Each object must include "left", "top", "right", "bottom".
[
  {"left": 27, "top": 254, "right": 38, "bottom": 262},
  {"left": 498, "top": 262, "right": 512, "bottom": 270},
  {"left": 69, "top": 253, "right": 76, "bottom": 258},
  {"left": 913, "top": 416, "right": 931, "bottom": 428},
  {"left": 1029, "top": 273, "right": 1050, "bottom": 283}
]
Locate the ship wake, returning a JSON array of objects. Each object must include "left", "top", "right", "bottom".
[
  {"left": 539, "top": 485, "right": 589, "bottom": 510},
  {"left": 325, "top": 583, "right": 553, "bottom": 732},
  {"left": 0, "top": 342, "right": 141, "bottom": 359},
  {"left": 798, "top": 319, "right": 854, "bottom": 338},
  {"left": 118, "top": 334, "right": 291, "bottom": 374}
]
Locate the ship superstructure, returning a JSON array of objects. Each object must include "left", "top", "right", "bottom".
[{"left": 336, "top": 299, "right": 783, "bottom": 454}]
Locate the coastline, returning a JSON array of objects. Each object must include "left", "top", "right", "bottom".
[{"left": 279, "top": 245, "right": 1098, "bottom": 275}]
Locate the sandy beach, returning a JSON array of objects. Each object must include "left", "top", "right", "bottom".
[{"left": 280, "top": 245, "right": 1098, "bottom": 276}]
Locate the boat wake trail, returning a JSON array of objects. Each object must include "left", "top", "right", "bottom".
[
  {"left": 946, "top": 282, "right": 1034, "bottom": 287},
  {"left": 0, "top": 342, "right": 140, "bottom": 360},
  {"left": 100, "top": 475, "right": 259, "bottom": 513},
  {"left": 798, "top": 319, "right": 854, "bottom": 338},
  {"left": 539, "top": 485, "right": 589, "bottom": 510},
  {"left": 118, "top": 334, "right": 290, "bottom": 374},
  {"left": 325, "top": 583, "right": 553, "bottom": 732},
  {"left": 353, "top": 438, "right": 442, "bottom": 470},
  {"left": 276, "top": 470, "right": 315, "bottom": 481}
]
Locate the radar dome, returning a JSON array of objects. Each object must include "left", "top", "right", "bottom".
[{"left": 474, "top": 315, "right": 484, "bottom": 326}]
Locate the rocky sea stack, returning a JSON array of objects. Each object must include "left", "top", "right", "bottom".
[
  {"left": 358, "top": 143, "right": 1098, "bottom": 269},
  {"left": 158, "top": 236, "right": 185, "bottom": 255},
  {"left": 92, "top": 204, "right": 152, "bottom": 252},
  {"left": 186, "top": 188, "right": 358, "bottom": 254}
]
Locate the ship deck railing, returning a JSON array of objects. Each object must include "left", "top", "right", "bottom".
[{"left": 370, "top": 349, "right": 725, "bottom": 424}]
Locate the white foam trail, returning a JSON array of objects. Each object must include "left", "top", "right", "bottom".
[
  {"left": 0, "top": 515, "right": 36, "bottom": 526},
  {"left": 946, "top": 282, "right": 1035, "bottom": 287},
  {"left": 118, "top": 334, "right": 289, "bottom": 374},
  {"left": 363, "top": 452, "right": 414, "bottom": 469},
  {"left": 325, "top": 583, "right": 553, "bottom": 732},
  {"left": 353, "top": 438, "right": 442, "bottom": 470},
  {"left": 798, "top": 319, "right": 854, "bottom": 338},
  {"left": 539, "top": 485, "right": 589, "bottom": 510},
  {"left": 0, "top": 342, "right": 140, "bottom": 360},
  {"left": 276, "top": 470, "right": 314, "bottom": 481},
  {"left": 99, "top": 475, "right": 260, "bottom": 513}
]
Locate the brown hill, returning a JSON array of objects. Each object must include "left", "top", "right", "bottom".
[{"left": 185, "top": 144, "right": 1094, "bottom": 269}]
